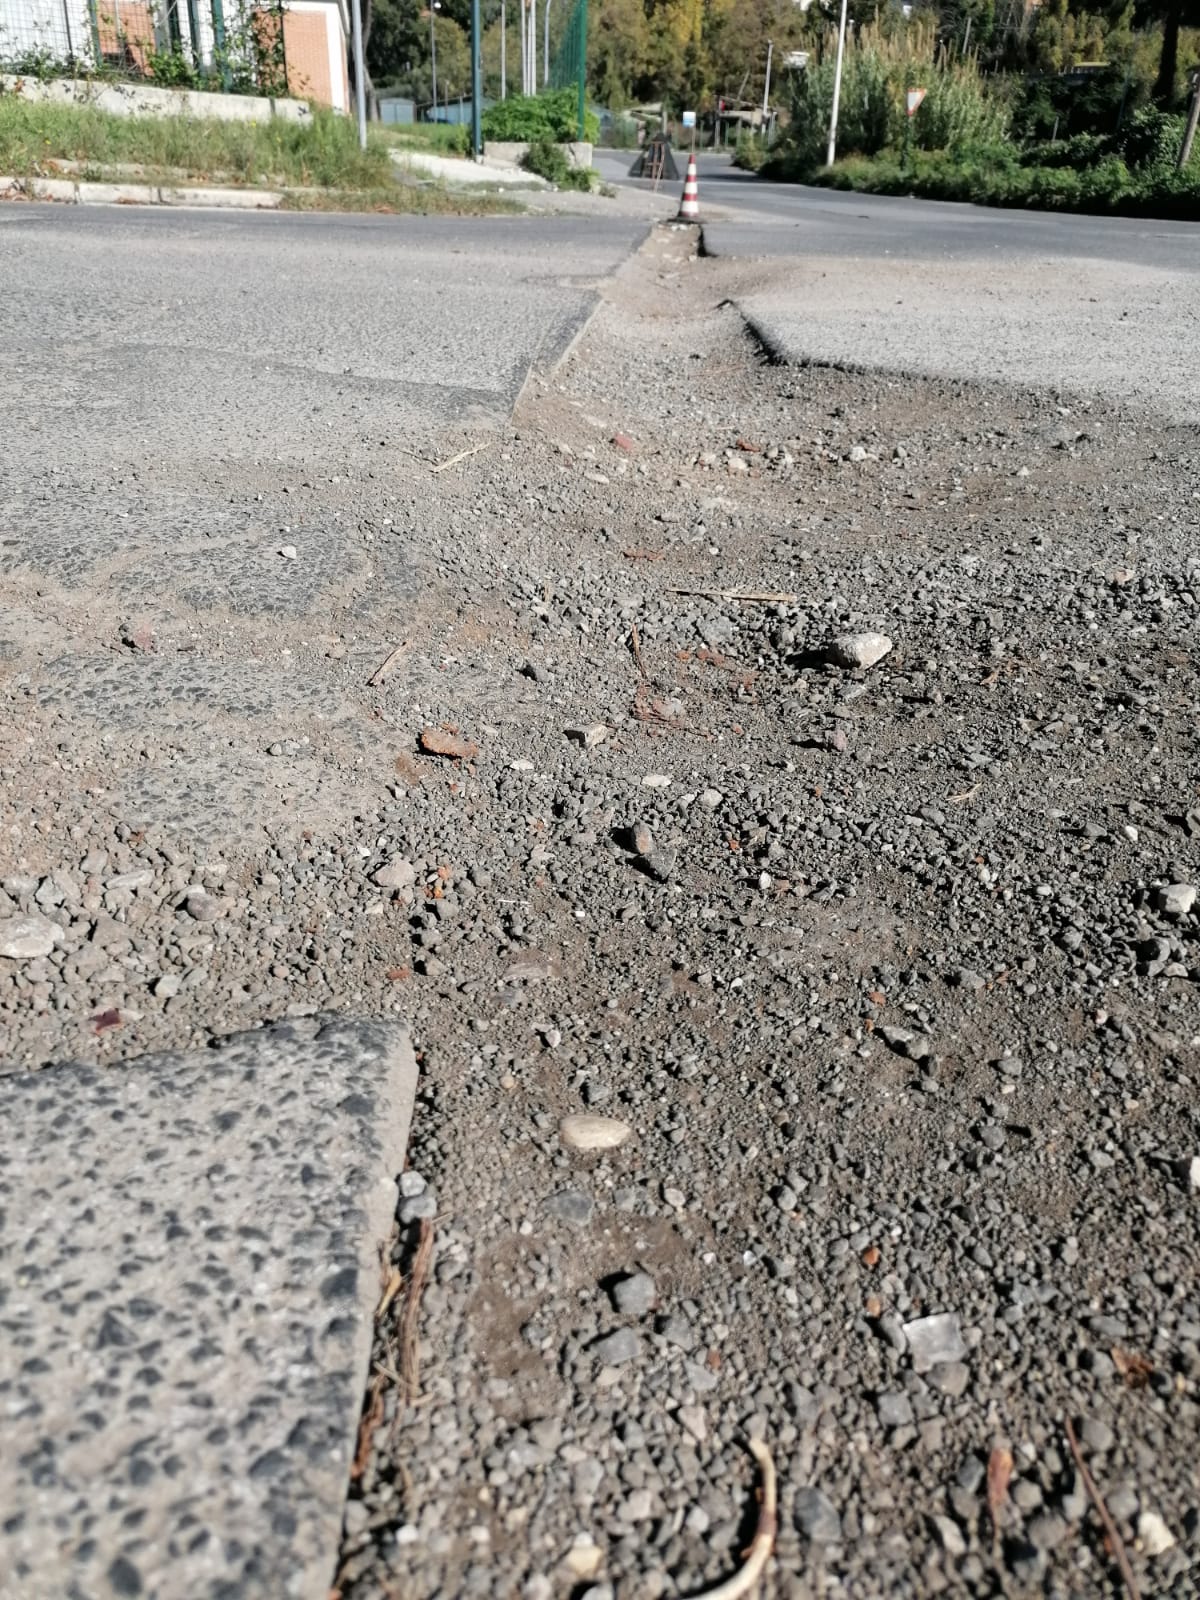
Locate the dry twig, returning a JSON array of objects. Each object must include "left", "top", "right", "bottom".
[
  {"left": 689, "top": 1437, "right": 777, "bottom": 1600},
  {"left": 399, "top": 1217, "right": 435, "bottom": 1404},
  {"left": 431, "top": 442, "right": 488, "bottom": 474},
  {"left": 629, "top": 621, "right": 651, "bottom": 682},
  {"left": 1064, "top": 1416, "right": 1142, "bottom": 1600},
  {"left": 667, "top": 587, "right": 797, "bottom": 604},
  {"left": 368, "top": 641, "right": 409, "bottom": 687}
]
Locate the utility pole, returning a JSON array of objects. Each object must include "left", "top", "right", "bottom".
[
  {"left": 500, "top": 0, "right": 506, "bottom": 98},
  {"left": 471, "top": 0, "right": 482, "bottom": 156},
  {"left": 528, "top": 0, "right": 537, "bottom": 93},
  {"left": 429, "top": 0, "right": 439, "bottom": 120},
  {"left": 350, "top": 0, "right": 367, "bottom": 149},
  {"left": 1179, "top": 70, "right": 1200, "bottom": 171},
  {"left": 826, "top": 0, "right": 848, "bottom": 166},
  {"left": 762, "top": 36, "right": 773, "bottom": 133},
  {"left": 543, "top": 0, "right": 552, "bottom": 87}
]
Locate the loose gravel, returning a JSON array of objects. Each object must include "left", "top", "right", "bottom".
[{"left": 3, "top": 223, "right": 1199, "bottom": 1599}]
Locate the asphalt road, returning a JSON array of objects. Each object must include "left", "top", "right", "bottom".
[
  {"left": 595, "top": 147, "right": 1200, "bottom": 418},
  {"left": 597, "top": 148, "right": 1200, "bottom": 273}
]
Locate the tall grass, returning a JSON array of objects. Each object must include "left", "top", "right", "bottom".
[
  {"left": 781, "top": 18, "right": 1009, "bottom": 168},
  {"left": 0, "top": 98, "right": 395, "bottom": 187}
]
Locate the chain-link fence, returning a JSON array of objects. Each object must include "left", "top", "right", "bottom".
[
  {"left": 0, "top": 0, "right": 289, "bottom": 95},
  {"left": 547, "top": 0, "right": 587, "bottom": 139}
]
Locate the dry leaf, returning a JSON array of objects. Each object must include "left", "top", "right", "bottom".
[
  {"left": 419, "top": 726, "right": 479, "bottom": 761},
  {"left": 1111, "top": 1347, "right": 1154, "bottom": 1388},
  {"left": 987, "top": 1445, "right": 1013, "bottom": 1537}
]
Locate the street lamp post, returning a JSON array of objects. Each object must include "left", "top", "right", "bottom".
[
  {"left": 500, "top": 0, "right": 506, "bottom": 98},
  {"left": 543, "top": 0, "right": 552, "bottom": 86},
  {"left": 826, "top": 0, "right": 848, "bottom": 166}
]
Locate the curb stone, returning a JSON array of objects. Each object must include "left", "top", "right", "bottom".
[
  {"left": 0, "top": 174, "right": 284, "bottom": 208},
  {"left": 0, "top": 1014, "right": 417, "bottom": 1600}
]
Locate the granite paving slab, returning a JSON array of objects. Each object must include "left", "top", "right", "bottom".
[{"left": 0, "top": 1015, "right": 417, "bottom": 1600}]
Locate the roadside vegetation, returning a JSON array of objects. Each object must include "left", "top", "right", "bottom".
[
  {"left": 752, "top": 15, "right": 1200, "bottom": 221},
  {"left": 0, "top": 96, "right": 515, "bottom": 211}
]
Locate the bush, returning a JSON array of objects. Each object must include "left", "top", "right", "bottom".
[
  {"left": 732, "top": 131, "right": 768, "bottom": 171},
  {"left": 521, "top": 135, "right": 593, "bottom": 189},
  {"left": 482, "top": 89, "right": 599, "bottom": 144}
]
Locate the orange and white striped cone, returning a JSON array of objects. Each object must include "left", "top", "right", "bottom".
[{"left": 678, "top": 153, "right": 700, "bottom": 221}]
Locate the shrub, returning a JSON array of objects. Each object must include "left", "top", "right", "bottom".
[
  {"left": 482, "top": 89, "right": 599, "bottom": 144},
  {"left": 732, "top": 131, "right": 768, "bottom": 170},
  {"left": 521, "top": 135, "right": 593, "bottom": 188}
]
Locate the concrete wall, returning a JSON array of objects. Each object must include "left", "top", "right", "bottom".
[
  {"left": 0, "top": 72, "right": 312, "bottom": 121},
  {"left": 485, "top": 140, "right": 593, "bottom": 170}
]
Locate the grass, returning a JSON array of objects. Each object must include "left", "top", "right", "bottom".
[
  {"left": 0, "top": 98, "right": 395, "bottom": 188},
  {"left": 376, "top": 122, "right": 471, "bottom": 157},
  {"left": 280, "top": 184, "right": 517, "bottom": 214}
]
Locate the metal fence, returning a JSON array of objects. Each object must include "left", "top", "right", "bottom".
[
  {"left": 0, "top": 0, "right": 288, "bottom": 95},
  {"left": 547, "top": 0, "right": 587, "bottom": 140}
]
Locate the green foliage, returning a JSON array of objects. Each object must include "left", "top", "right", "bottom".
[
  {"left": 0, "top": 99, "right": 398, "bottom": 189},
  {"left": 732, "top": 129, "right": 768, "bottom": 169},
  {"left": 521, "top": 134, "right": 594, "bottom": 185},
  {"left": 780, "top": 17, "right": 1009, "bottom": 167},
  {"left": 145, "top": 48, "right": 205, "bottom": 89},
  {"left": 482, "top": 88, "right": 599, "bottom": 141}
]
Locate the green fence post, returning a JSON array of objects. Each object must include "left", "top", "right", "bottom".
[
  {"left": 87, "top": 0, "right": 103, "bottom": 68},
  {"left": 576, "top": 0, "right": 587, "bottom": 140},
  {"left": 210, "top": 0, "right": 231, "bottom": 88}
]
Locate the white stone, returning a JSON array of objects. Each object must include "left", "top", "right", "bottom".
[
  {"left": 564, "top": 1539, "right": 602, "bottom": 1579},
  {"left": 373, "top": 856, "right": 416, "bottom": 892},
  {"left": 0, "top": 915, "right": 63, "bottom": 960},
  {"left": 642, "top": 774, "right": 672, "bottom": 788},
  {"left": 1158, "top": 882, "right": 1197, "bottom": 917},
  {"left": 829, "top": 632, "right": 894, "bottom": 670},
  {"left": 1187, "top": 1156, "right": 1200, "bottom": 1191},
  {"left": 699, "top": 788, "right": 723, "bottom": 809},
  {"left": 902, "top": 1312, "right": 966, "bottom": 1373},
  {"left": 1137, "top": 1511, "right": 1176, "bottom": 1556},
  {"left": 566, "top": 724, "right": 609, "bottom": 749},
  {"left": 559, "top": 1113, "right": 632, "bottom": 1152},
  {"left": 278, "top": 544, "right": 298, "bottom": 560}
]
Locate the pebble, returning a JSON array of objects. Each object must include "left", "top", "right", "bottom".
[
  {"left": 1137, "top": 1510, "right": 1176, "bottom": 1556},
  {"left": 278, "top": 544, "right": 298, "bottom": 559},
  {"left": 590, "top": 1328, "right": 641, "bottom": 1366},
  {"left": 642, "top": 774, "right": 672, "bottom": 789},
  {"left": 373, "top": 857, "right": 417, "bottom": 891},
  {"left": 541, "top": 1190, "right": 594, "bottom": 1225},
  {"left": 794, "top": 1487, "right": 842, "bottom": 1543},
  {"left": 609, "top": 1273, "right": 656, "bottom": 1316},
  {"left": 567, "top": 725, "right": 609, "bottom": 749},
  {"left": 877, "top": 1390, "right": 914, "bottom": 1427},
  {"left": 902, "top": 1312, "right": 966, "bottom": 1372},
  {"left": 930, "top": 1515, "right": 966, "bottom": 1557},
  {"left": 0, "top": 915, "right": 63, "bottom": 960},
  {"left": 184, "top": 892, "right": 222, "bottom": 923},
  {"left": 828, "top": 632, "right": 894, "bottom": 670},
  {"left": 1157, "top": 882, "right": 1196, "bottom": 917},
  {"left": 559, "top": 1114, "right": 632, "bottom": 1152}
]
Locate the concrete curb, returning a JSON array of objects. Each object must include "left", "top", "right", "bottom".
[
  {"left": 0, "top": 1014, "right": 418, "bottom": 1600},
  {"left": 0, "top": 174, "right": 284, "bottom": 209}
]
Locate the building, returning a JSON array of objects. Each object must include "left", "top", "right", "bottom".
[{"left": 0, "top": 0, "right": 350, "bottom": 111}]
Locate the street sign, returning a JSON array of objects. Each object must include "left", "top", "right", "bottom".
[
  {"left": 906, "top": 88, "right": 927, "bottom": 116},
  {"left": 682, "top": 110, "right": 696, "bottom": 128}
]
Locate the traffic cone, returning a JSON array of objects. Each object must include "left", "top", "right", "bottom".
[{"left": 678, "top": 153, "right": 700, "bottom": 221}]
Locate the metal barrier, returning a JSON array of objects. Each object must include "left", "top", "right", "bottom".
[
  {"left": 0, "top": 0, "right": 288, "bottom": 95},
  {"left": 547, "top": 0, "right": 587, "bottom": 140}
]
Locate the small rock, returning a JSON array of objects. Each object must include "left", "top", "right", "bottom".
[
  {"left": 373, "top": 857, "right": 417, "bottom": 891},
  {"left": 930, "top": 1515, "right": 966, "bottom": 1558},
  {"left": 903, "top": 1312, "right": 966, "bottom": 1373},
  {"left": 877, "top": 1390, "right": 914, "bottom": 1427},
  {"left": 795, "top": 1487, "right": 842, "bottom": 1543},
  {"left": 398, "top": 1192, "right": 436, "bottom": 1223},
  {"left": 560, "top": 1113, "right": 632, "bottom": 1151},
  {"left": 632, "top": 822, "right": 655, "bottom": 857},
  {"left": 609, "top": 1272, "right": 656, "bottom": 1316},
  {"left": 564, "top": 1539, "right": 603, "bottom": 1580},
  {"left": 1079, "top": 1416, "right": 1114, "bottom": 1454},
  {"left": 1158, "top": 882, "right": 1197, "bottom": 917},
  {"left": 184, "top": 892, "right": 222, "bottom": 923},
  {"left": 642, "top": 774, "right": 672, "bottom": 789},
  {"left": 928, "top": 1361, "right": 971, "bottom": 1398},
  {"left": 567, "top": 724, "right": 609, "bottom": 749},
  {"left": 0, "top": 915, "right": 63, "bottom": 960},
  {"left": 1137, "top": 1510, "right": 1176, "bottom": 1556},
  {"left": 591, "top": 1328, "right": 641, "bottom": 1366},
  {"left": 278, "top": 544, "right": 298, "bottom": 560},
  {"left": 541, "top": 1189, "right": 594, "bottom": 1225},
  {"left": 399, "top": 1170, "right": 426, "bottom": 1198},
  {"left": 828, "top": 632, "right": 894, "bottom": 671}
]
